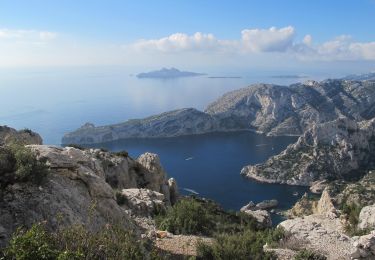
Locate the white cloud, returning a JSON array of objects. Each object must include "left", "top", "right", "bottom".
[
  {"left": 241, "top": 26, "right": 295, "bottom": 52},
  {"left": 132, "top": 32, "right": 236, "bottom": 52},
  {"left": 0, "top": 28, "right": 57, "bottom": 41},
  {"left": 295, "top": 35, "right": 375, "bottom": 61},
  {"left": 303, "top": 34, "right": 313, "bottom": 46}
]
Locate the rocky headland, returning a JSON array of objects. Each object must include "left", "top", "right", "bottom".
[{"left": 63, "top": 77, "right": 375, "bottom": 145}]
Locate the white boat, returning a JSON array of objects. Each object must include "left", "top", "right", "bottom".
[{"left": 185, "top": 157, "right": 194, "bottom": 161}]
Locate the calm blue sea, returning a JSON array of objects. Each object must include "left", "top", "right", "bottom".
[{"left": 1, "top": 66, "right": 331, "bottom": 223}]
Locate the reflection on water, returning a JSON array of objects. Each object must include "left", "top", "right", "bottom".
[{"left": 92, "top": 131, "right": 307, "bottom": 224}]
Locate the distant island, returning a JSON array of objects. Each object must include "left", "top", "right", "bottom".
[
  {"left": 136, "top": 67, "right": 206, "bottom": 79},
  {"left": 270, "top": 75, "right": 309, "bottom": 79}
]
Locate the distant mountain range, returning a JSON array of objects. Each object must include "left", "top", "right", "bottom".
[{"left": 136, "top": 67, "right": 206, "bottom": 78}]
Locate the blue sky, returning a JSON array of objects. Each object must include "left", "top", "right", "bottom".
[{"left": 0, "top": 0, "right": 374, "bottom": 72}]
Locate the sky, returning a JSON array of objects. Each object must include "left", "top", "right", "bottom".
[{"left": 0, "top": 0, "right": 375, "bottom": 73}]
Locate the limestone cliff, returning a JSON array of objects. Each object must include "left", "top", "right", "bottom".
[
  {"left": 241, "top": 117, "right": 375, "bottom": 186},
  {"left": 0, "top": 126, "right": 42, "bottom": 145},
  {"left": 62, "top": 78, "right": 375, "bottom": 145},
  {"left": 0, "top": 144, "right": 178, "bottom": 248}
]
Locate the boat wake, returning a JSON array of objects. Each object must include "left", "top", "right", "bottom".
[{"left": 183, "top": 188, "right": 199, "bottom": 195}]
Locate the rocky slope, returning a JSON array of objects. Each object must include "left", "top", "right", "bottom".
[
  {"left": 241, "top": 117, "right": 375, "bottom": 185},
  {"left": 62, "top": 108, "right": 220, "bottom": 145},
  {"left": 62, "top": 78, "right": 375, "bottom": 145},
  {"left": 0, "top": 143, "right": 178, "bottom": 248},
  {"left": 0, "top": 126, "right": 42, "bottom": 145}
]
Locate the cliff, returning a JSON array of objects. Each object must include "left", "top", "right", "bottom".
[
  {"left": 0, "top": 142, "right": 178, "bottom": 248},
  {"left": 62, "top": 78, "right": 375, "bottom": 145},
  {"left": 241, "top": 117, "right": 375, "bottom": 185}
]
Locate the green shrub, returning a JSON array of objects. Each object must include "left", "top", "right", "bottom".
[
  {"left": 2, "top": 223, "right": 147, "bottom": 260},
  {"left": 11, "top": 145, "right": 49, "bottom": 184},
  {"left": 156, "top": 197, "right": 215, "bottom": 235},
  {"left": 3, "top": 224, "right": 58, "bottom": 260},
  {"left": 196, "top": 229, "right": 280, "bottom": 260},
  {"left": 294, "top": 249, "right": 327, "bottom": 260},
  {"left": 115, "top": 191, "right": 127, "bottom": 205},
  {"left": 340, "top": 202, "right": 363, "bottom": 235},
  {"left": 156, "top": 197, "right": 260, "bottom": 236},
  {"left": 0, "top": 145, "right": 48, "bottom": 185},
  {"left": 0, "top": 147, "right": 16, "bottom": 185},
  {"left": 114, "top": 150, "right": 129, "bottom": 157}
]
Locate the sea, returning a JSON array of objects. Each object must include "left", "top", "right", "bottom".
[{"left": 0, "top": 66, "right": 338, "bottom": 223}]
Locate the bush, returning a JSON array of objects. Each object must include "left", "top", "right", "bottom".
[
  {"left": 196, "top": 229, "right": 282, "bottom": 260},
  {"left": 156, "top": 197, "right": 215, "bottom": 235},
  {"left": 114, "top": 151, "right": 129, "bottom": 158},
  {"left": 2, "top": 223, "right": 147, "bottom": 260},
  {"left": 0, "top": 147, "right": 16, "bottom": 184},
  {"left": 3, "top": 224, "right": 58, "bottom": 260},
  {"left": 156, "top": 197, "right": 260, "bottom": 236},
  {"left": 11, "top": 145, "right": 49, "bottom": 184},
  {"left": 294, "top": 249, "right": 327, "bottom": 260},
  {"left": 0, "top": 145, "right": 48, "bottom": 185},
  {"left": 115, "top": 191, "right": 127, "bottom": 205},
  {"left": 340, "top": 202, "right": 363, "bottom": 235}
]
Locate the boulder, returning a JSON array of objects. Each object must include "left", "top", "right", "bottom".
[
  {"left": 256, "top": 199, "right": 278, "bottom": 210},
  {"left": 243, "top": 209, "right": 272, "bottom": 227},
  {"left": 358, "top": 204, "right": 375, "bottom": 230},
  {"left": 310, "top": 180, "right": 328, "bottom": 194},
  {"left": 119, "top": 188, "right": 166, "bottom": 217},
  {"left": 350, "top": 231, "right": 375, "bottom": 259},
  {"left": 240, "top": 201, "right": 255, "bottom": 212},
  {"left": 316, "top": 188, "right": 336, "bottom": 217}
]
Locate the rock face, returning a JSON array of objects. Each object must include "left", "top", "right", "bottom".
[
  {"left": 243, "top": 209, "right": 272, "bottom": 227},
  {"left": 358, "top": 204, "right": 375, "bottom": 230},
  {"left": 62, "top": 108, "right": 220, "bottom": 145},
  {"left": 242, "top": 117, "right": 375, "bottom": 186},
  {"left": 0, "top": 126, "right": 42, "bottom": 145},
  {"left": 62, "top": 78, "right": 375, "bottom": 145},
  {"left": 256, "top": 199, "right": 278, "bottom": 210},
  {"left": 0, "top": 145, "right": 178, "bottom": 248},
  {"left": 350, "top": 231, "right": 375, "bottom": 259},
  {"left": 119, "top": 188, "right": 166, "bottom": 217}
]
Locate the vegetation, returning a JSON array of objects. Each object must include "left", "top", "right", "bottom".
[
  {"left": 1, "top": 223, "right": 146, "bottom": 260},
  {"left": 156, "top": 197, "right": 285, "bottom": 259},
  {"left": 340, "top": 202, "right": 363, "bottom": 236},
  {"left": 114, "top": 150, "right": 129, "bottom": 158},
  {"left": 294, "top": 249, "right": 327, "bottom": 260},
  {"left": 0, "top": 144, "right": 49, "bottom": 186},
  {"left": 155, "top": 197, "right": 259, "bottom": 236},
  {"left": 115, "top": 191, "right": 127, "bottom": 205}
]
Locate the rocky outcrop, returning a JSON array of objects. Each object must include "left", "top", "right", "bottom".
[
  {"left": 350, "top": 231, "right": 375, "bottom": 259},
  {"left": 310, "top": 180, "right": 328, "bottom": 194},
  {"left": 0, "top": 145, "right": 178, "bottom": 247},
  {"left": 243, "top": 209, "right": 272, "bottom": 227},
  {"left": 242, "top": 117, "right": 375, "bottom": 186},
  {"left": 118, "top": 188, "right": 166, "bottom": 217},
  {"left": 256, "top": 199, "right": 278, "bottom": 210},
  {"left": 279, "top": 214, "right": 352, "bottom": 259},
  {"left": 0, "top": 125, "right": 42, "bottom": 145},
  {"left": 62, "top": 78, "right": 375, "bottom": 145},
  {"left": 62, "top": 108, "right": 220, "bottom": 144},
  {"left": 358, "top": 205, "right": 375, "bottom": 230}
]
